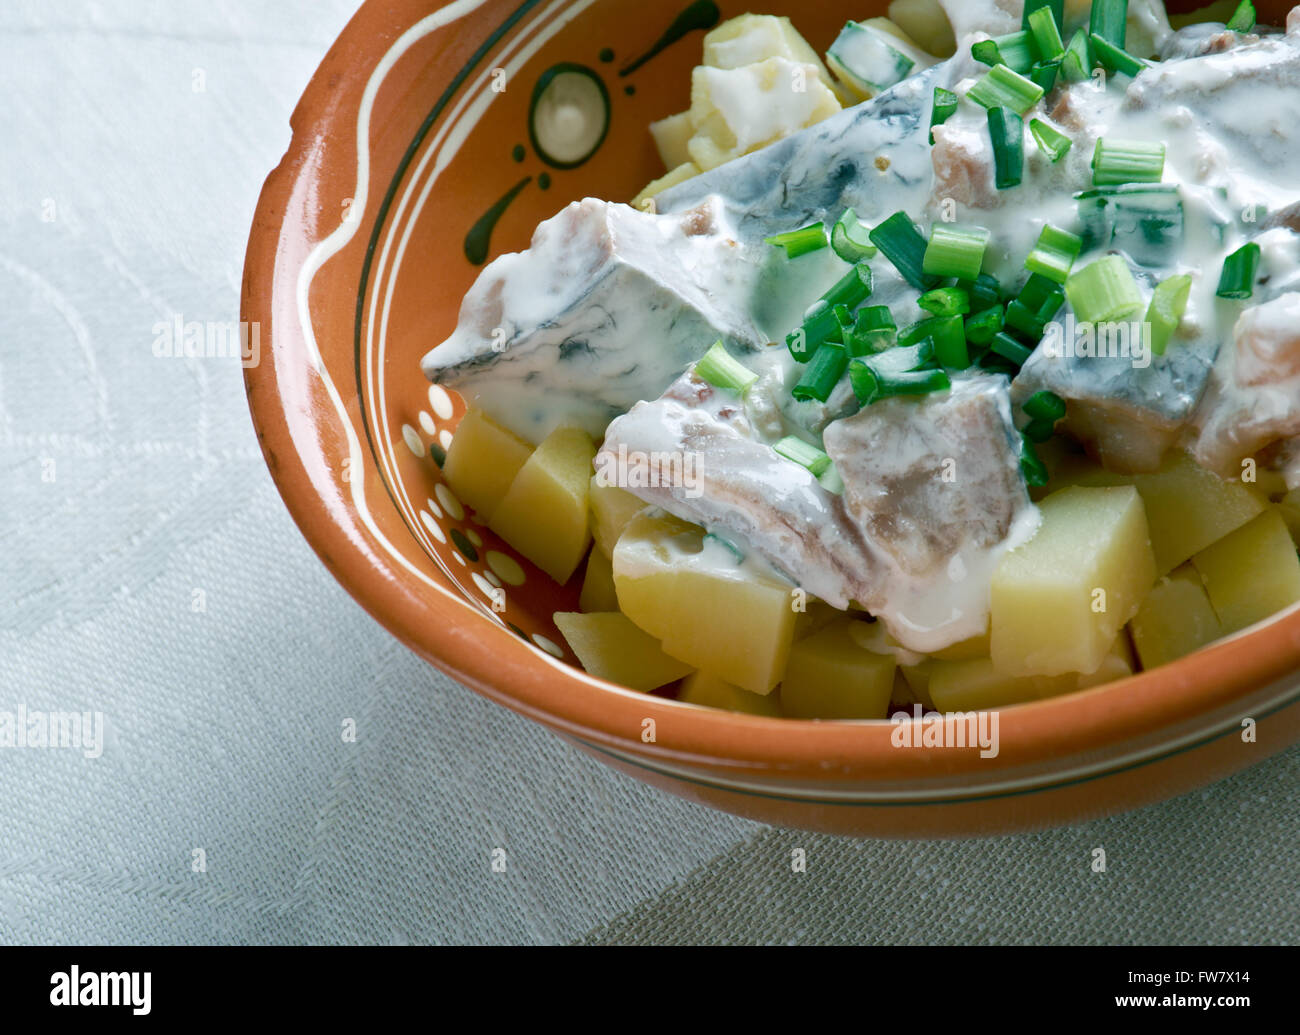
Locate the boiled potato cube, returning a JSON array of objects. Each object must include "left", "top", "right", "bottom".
[
  {"left": 588, "top": 474, "right": 647, "bottom": 558},
  {"left": 678, "top": 670, "right": 781, "bottom": 717},
  {"left": 888, "top": 0, "right": 957, "bottom": 57},
  {"left": 702, "top": 14, "right": 834, "bottom": 87},
  {"left": 780, "top": 620, "right": 896, "bottom": 720},
  {"left": 794, "top": 601, "right": 842, "bottom": 641},
  {"left": 579, "top": 549, "right": 619, "bottom": 614},
  {"left": 1131, "top": 452, "right": 1265, "bottom": 574},
  {"left": 489, "top": 426, "right": 595, "bottom": 583},
  {"left": 649, "top": 112, "right": 694, "bottom": 170},
  {"left": 632, "top": 162, "right": 700, "bottom": 212},
  {"left": 613, "top": 510, "right": 797, "bottom": 694},
  {"left": 1130, "top": 564, "right": 1223, "bottom": 669},
  {"left": 928, "top": 629, "right": 991, "bottom": 662},
  {"left": 441, "top": 407, "right": 533, "bottom": 520},
  {"left": 929, "top": 658, "right": 1066, "bottom": 712},
  {"left": 899, "top": 661, "right": 936, "bottom": 710},
  {"left": 1276, "top": 488, "right": 1300, "bottom": 545},
  {"left": 553, "top": 612, "right": 693, "bottom": 691},
  {"left": 991, "top": 486, "right": 1157, "bottom": 677},
  {"left": 1192, "top": 510, "right": 1300, "bottom": 635}
]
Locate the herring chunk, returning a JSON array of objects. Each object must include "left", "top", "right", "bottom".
[{"left": 421, "top": 197, "right": 764, "bottom": 444}]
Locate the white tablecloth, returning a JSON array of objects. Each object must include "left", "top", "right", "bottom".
[{"left": 2, "top": 0, "right": 1297, "bottom": 945}]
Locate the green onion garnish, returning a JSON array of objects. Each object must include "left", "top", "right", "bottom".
[
  {"left": 965, "top": 306, "right": 1006, "bottom": 345},
  {"left": 1024, "top": 390, "right": 1067, "bottom": 423},
  {"left": 1026, "top": 225, "right": 1084, "bottom": 283},
  {"left": 792, "top": 342, "right": 849, "bottom": 403},
  {"left": 966, "top": 273, "right": 1005, "bottom": 311},
  {"left": 918, "top": 286, "right": 972, "bottom": 318},
  {"left": 847, "top": 306, "right": 896, "bottom": 357},
  {"left": 1030, "top": 59, "right": 1062, "bottom": 93},
  {"left": 1216, "top": 243, "right": 1261, "bottom": 300},
  {"left": 1029, "top": 118, "right": 1072, "bottom": 162},
  {"left": 849, "top": 362, "right": 951, "bottom": 406},
  {"left": 1226, "top": 0, "right": 1255, "bottom": 33},
  {"left": 972, "top": 39, "right": 1005, "bottom": 68},
  {"left": 968, "top": 64, "right": 1045, "bottom": 116},
  {"left": 1027, "top": 6, "right": 1066, "bottom": 61},
  {"left": 988, "top": 106, "right": 1025, "bottom": 189},
  {"left": 818, "top": 462, "right": 845, "bottom": 495},
  {"left": 775, "top": 436, "right": 832, "bottom": 478},
  {"left": 930, "top": 87, "right": 958, "bottom": 143},
  {"left": 695, "top": 340, "right": 758, "bottom": 394},
  {"left": 821, "top": 263, "right": 875, "bottom": 310},
  {"left": 1020, "top": 435, "right": 1050, "bottom": 487},
  {"left": 1092, "top": 137, "right": 1165, "bottom": 186},
  {"left": 990, "top": 332, "right": 1034, "bottom": 367},
  {"left": 923, "top": 225, "right": 991, "bottom": 281},
  {"left": 765, "top": 222, "right": 827, "bottom": 258},
  {"left": 1065, "top": 255, "right": 1143, "bottom": 323},
  {"left": 989, "top": 31, "right": 1041, "bottom": 74},
  {"left": 870, "top": 212, "right": 940, "bottom": 291},
  {"left": 871, "top": 337, "right": 936, "bottom": 371},
  {"left": 1022, "top": 417, "right": 1057, "bottom": 444},
  {"left": 787, "top": 300, "right": 840, "bottom": 363},
  {"left": 831, "top": 209, "right": 878, "bottom": 263},
  {"left": 1146, "top": 274, "right": 1192, "bottom": 355},
  {"left": 928, "top": 316, "right": 970, "bottom": 368},
  {"left": 1090, "top": 0, "right": 1129, "bottom": 49},
  {"left": 1022, "top": 0, "right": 1064, "bottom": 32},
  {"left": 1005, "top": 288, "right": 1064, "bottom": 340},
  {"left": 1061, "top": 29, "right": 1092, "bottom": 82},
  {"left": 1090, "top": 33, "right": 1145, "bottom": 78}
]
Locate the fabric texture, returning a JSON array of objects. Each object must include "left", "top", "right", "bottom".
[{"left": 0, "top": 0, "right": 1296, "bottom": 946}]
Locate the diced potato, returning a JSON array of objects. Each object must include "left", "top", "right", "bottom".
[
  {"left": 991, "top": 486, "right": 1157, "bottom": 677},
  {"left": 613, "top": 510, "right": 797, "bottom": 694},
  {"left": 702, "top": 14, "right": 835, "bottom": 89},
  {"left": 588, "top": 474, "right": 647, "bottom": 558},
  {"left": 780, "top": 620, "right": 896, "bottom": 720},
  {"left": 899, "top": 661, "right": 936, "bottom": 710},
  {"left": 928, "top": 629, "right": 991, "bottom": 662},
  {"left": 649, "top": 112, "right": 694, "bottom": 170},
  {"left": 1075, "top": 636, "right": 1136, "bottom": 690},
  {"left": 678, "top": 670, "right": 781, "bottom": 717},
  {"left": 553, "top": 612, "right": 693, "bottom": 691},
  {"left": 929, "top": 658, "right": 1067, "bottom": 713},
  {"left": 1130, "top": 564, "right": 1223, "bottom": 670},
  {"left": 579, "top": 549, "right": 619, "bottom": 614},
  {"left": 489, "top": 426, "right": 596, "bottom": 583},
  {"left": 441, "top": 407, "right": 533, "bottom": 520},
  {"left": 794, "top": 601, "right": 842, "bottom": 641},
  {"left": 632, "top": 162, "right": 700, "bottom": 212},
  {"left": 1276, "top": 488, "right": 1300, "bottom": 545},
  {"left": 1192, "top": 510, "right": 1300, "bottom": 635},
  {"left": 887, "top": 0, "right": 957, "bottom": 57},
  {"left": 1130, "top": 452, "right": 1265, "bottom": 574}
]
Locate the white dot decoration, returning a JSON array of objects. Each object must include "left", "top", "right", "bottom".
[
  {"left": 438, "top": 429, "right": 454, "bottom": 450},
  {"left": 471, "top": 572, "right": 499, "bottom": 601},
  {"left": 427, "top": 384, "right": 455, "bottom": 420},
  {"left": 486, "top": 550, "right": 525, "bottom": 586},
  {"left": 425, "top": 497, "right": 443, "bottom": 519},
  {"left": 533, "top": 634, "right": 564, "bottom": 658},
  {"left": 484, "top": 571, "right": 502, "bottom": 588},
  {"left": 418, "top": 411, "right": 438, "bottom": 436},
  {"left": 419, "top": 510, "right": 446, "bottom": 543},
  {"left": 452, "top": 551, "right": 466, "bottom": 566},
  {"left": 434, "top": 483, "right": 464, "bottom": 521},
  {"left": 401, "top": 424, "right": 424, "bottom": 457}
]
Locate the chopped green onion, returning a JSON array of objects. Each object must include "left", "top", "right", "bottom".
[
  {"left": 1092, "top": 137, "right": 1165, "bottom": 186},
  {"left": 968, "top": 64, "right": 1045, "bottom": 116},
  {"left": 990, "top": 332, "right": 1034, "bottom": 367},
  {"left": 765, "top": 222, "right": 827, "bottom": 258},
  {"left": 1146, "top": 274, "right": 1192, "bottom": 355},
  {"left": 1028, "top": 7, "right": 1066, "bottom": 61},
  {"left": 930, "top": 87, "right": 958, "bottom": 143},
  {"left": 989, "top": 31, "right": 1040, "bottom": 74},
  {"left": 1029, "top": 118, "right": 1072, "bottom": 162},
  {"left": 898, "top": 319, "right": 945, "bottom": 349},
  {"left": 1030, "top": 59, "right": 1062, "bottom": 93},
  {"left": 1026, "top": 225, "right": 1084, "bottom": 283},
  {"left": 1005, "top": 289, "right": 1064, "bottom": 339},
  {"left": 833, "top": 304, "right": 855, "bottom": 341},
  {"left": 695, "top": 341, "right": 758, "bottom": 394},
  {"left": 820, "top": 262, "right": 875, "bottom": 310},
  {"left": 1020, "top": 435, "right": 1050, "bottom": 487},
  {"left": 775, "top": 436, "right": 832, "bottom": 478},
  {"left": 923, "top": 225, "right": 991, "bottom": 281},
  {"left": 1022, "top": 0, "right": 1064, "bottom": 32},
  {"left": 818, "top": 462, "right": 845, "bottom": 495},
  {"left": 1216, "top": 242, "right": 1262, "bottom": 300},
  {"left": 965, "top": 305, "right": 1006, "bottom": 346},
  {"left": 792, "top": 342, "right": 849, "bottom": 403},
  {"left": 966, "top": 273, "right": 1005, "bottom": 311},
  {"left": 918, "top": 286, "right": 972, "bottom": 317},
  {"left": 928, "top": 316, "right": 970, "bottom": 368},
  {"left": 831, "top": 209, "right": 878, "bottom": 263},
  {"left": 1024, "top": 390, "right": 1067, "bottom": 422},
  {"left": 1090, "top": 33, "right": 1145, "bottom": 78},
  {"left": 1019, "top": 272, "right": 1062, "bottom": 311},
  {"left": 847, "top": 306, "right": 896, "bottom": 357},
  {"left": 972, "top": 39, "right": 1005, "bottom": 68},
  {"left": 870, "top": 212, "right": 940, "bottom": 291},
  {"left": 787, "top": 300, "right": 841, "bottom": 362},
  {"left": 849, "top": 362, "right": 951, "bottom": 405},
  {"left": 1090, "top": 0, "right": 1129, "bottom": 49},
  {"left": 1226, "top": 0, "right": 1256, "bottom": 33},
  {"left": 1022, "top": 417, "right": 1057, "bottom": 444},
  {"left": 988, "top": 106, "right": 1025, "bottom": 190},
  {"left": 1065, "top": 255, "right": 1143, "bottom": 323},
  {"left": 1061, "top": 29, "right": 1092, "bottom": 82}
]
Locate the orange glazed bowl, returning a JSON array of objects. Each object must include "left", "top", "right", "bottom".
[{"left": 242, "top": 0, "right": 1300, "bottom": 837}]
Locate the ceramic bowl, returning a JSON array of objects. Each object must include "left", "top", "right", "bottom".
[{"left": 242, "top": 0, "right": 1300, "bottom": 836}]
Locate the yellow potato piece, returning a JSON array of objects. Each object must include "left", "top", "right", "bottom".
[
  {"left": 991, "top": 486, "right": 1157, "bottom": 677},
  {"left": 579, "top": 549, "right": 619, "bottom": 614},
  {"left": 928, "top": 629, "right": 991, "bottom": 662},
  {"left": 632, "top": 162, "right": 701, "bottom": 213},
  {"left": 899, "top": 661, "right": 936, "bottom": 710},
  {"left": 702, "top": 14, "right": 835, "bottom": 88},
  {"left": 780, "top": 620, "right": 897, "bottom": 720},
  {"left": 553, "top": 612, "right": 693, "bottom": 692},
  {"left": 441, "top": 407, "right": 533, "bottom": 521},
  {"left": 887, "top": 0, "right": 956, "bottom": 57},
  {"left": 489, "top": 426, "right": 595, "bottom": 583},
  {"left": 612, "top": 510, "right": 797, "bottom": 694},
  {"left": 588, "top": 474, "right": 647, "bottom": 559},
  {"left": 929, "top": 638, "right": 1133, "bottom": 713},
  {"left": 649, "top": 112, "right": 694, "bottom": 170},
  {"left": 678, "top": 670, "right": 782, "bottom": 717},
  {"left": 1191, "top": 509, "right": 1300, "bottom": 636},
  {"left": 1130, "top": 564, "right": 1223, "bottom": 670}
]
